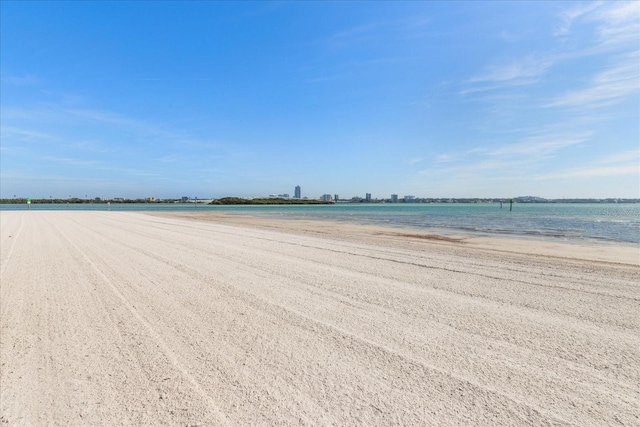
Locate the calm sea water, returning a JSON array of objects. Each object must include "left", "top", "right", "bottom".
[{"left": 2, "top": 203, "right": 639, "bottom": 244}]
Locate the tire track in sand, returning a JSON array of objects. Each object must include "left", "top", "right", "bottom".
[
  {"left": 74, "top": 216, "right": 575, "bottom": 425},
  {"left": 49, "top": 220, "right": 230, "bottom": 426}
]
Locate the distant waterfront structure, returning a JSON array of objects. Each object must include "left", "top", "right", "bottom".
[
  {"left": 365, "top": 193, "right": 372, "bottom": 202},
  {"left": 294, "top": 185, "right": 301, "bottom": 199},
  {"left": 321, "top": 194, "right": 332, "bottom": 202},
  {"left": 404, "top": 195, "right": 416, "bottom": 203},
  {"left": 391, "top": 194, "right": 398, "bottom": 203},
  {"left": 334, "top": 194, "right": 339, "bottom": 202}
]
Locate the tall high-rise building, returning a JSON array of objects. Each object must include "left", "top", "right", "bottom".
[
  {"left": 294, "top": 185, "right": 301, "bottom": 199},
  {"left": 365, "top": 193, "right": 372, "bottom": 202},
  {"left": 391, "top": 194, "right": 398, "bottom": 203}
]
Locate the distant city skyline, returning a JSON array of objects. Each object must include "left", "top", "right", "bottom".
[
  {"left": 2, "top": 183, "right": 638, "bottom": 203},
  {"left": 3, "top": 193, "right": 637, "bottom": 204},
  {"left": 1, "top": 2, "right": 638, "bottom": 199}
]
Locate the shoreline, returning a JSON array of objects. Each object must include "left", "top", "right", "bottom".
[
  {"left": 146, "top": 211, "right": 640, "bottom": 266},
  {"left": 2, "top": 202, "right": 638, "bottom": 246}
]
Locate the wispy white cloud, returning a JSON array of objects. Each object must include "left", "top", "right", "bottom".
[
  {"left": 306, "top": 73, "right": 349, "bottom": 84},
  {"left": 320, "top": 22, "right": 385, "bottom": 50},
  {"left": 1, "top": 94, "right": 250, "bottom": 193},
  {"left": 2, "top": 105, "right": 225, "bottom": 153},
  {"left": 0, "top": 106, "right": 64, "bottom": 123},
  {"left": 463, "top": 2, "right": 639, "bottom": 98},
  {"left": 433, "top": 147, "right": 491, "bottom": 165},
  {"left": 418, "top": 157, "right": 533, "bottom": 184},
  {"left": 69, "top": 139, "right": 114, "bottom": 154},
  {"left": 434, "top": 154, "right": 454, "bottom": 164},
  {"left": 553, "top": 1, "right": 639, "bottom": 48},
  {"left": 320, "top": 15, "right": 432, "bottom": 50},
  {"left": 306, "top": 56, "right": 409, "bottom": 84},
  {"left": 70, "top": 108, "right": 225, "bottom": 151},
  {"left": 433, "top": 130, "right": 589, "bottom": 165},
  {"left": 598, "top": 149, "right": 640, "bottom": 164},
  {"left": 41, "top": 156, "right": 100, "bottom": 167},
  {"left": 529, "top": 149, "right": 638, "bottom": 181},
  {"left": 406, "top": 157, "right": 425, "bottom": 165},
  {"left": 418, "top": 126, "right": 594, "bottom": 190},
  {"left": 1, "top": 125, "right": 117, "bottom": 156},
  {"left": 467, "top": 55, "right": 554, "bottom": 86},
  {"left": 0, "top": 126, "right": 59, "bottom": 142},
  {"left": 131, "top": 171, "right": 161, "bottom": 177},
  {"left": 535, "top": 164, "right": 639, "bottom": 180},
  {"left": 488, "top": 133, "right": 590, "bottom": 157},
  {"left": 0, "top": 73, "right": 41, "bottom": 86},
  {"left": 554, "top": 1, "right": 604, "bottom": 37},
  {"left": 63, "top": 108, "right": 175, "bottom": 140},
  {"left": 590, "top": 1, "right": 640, "bottom": 46},
  {"left": 546, "top": 52, "right": 640, "bottom": 109},
  {"left": 499, "top": 30, "right": 522, "bottom": 43},
  {"left": 155, "top": 155, "right": 182, "bottom": 163},
  {"left": 447, "top": 1, "right": 638, "bottom": 195}
]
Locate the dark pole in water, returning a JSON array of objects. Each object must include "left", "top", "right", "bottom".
[
  {"left": 510, "top": 199, "right": 513, "bottom": 212},
  {"left": 500, "top": 200, "right": 503, "bottom": 209}
]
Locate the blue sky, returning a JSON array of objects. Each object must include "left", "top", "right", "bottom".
[{"left": 1, "top": 1, "right": 638, "bottom": 199}]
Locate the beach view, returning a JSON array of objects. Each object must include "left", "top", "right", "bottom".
[{"left": 1, "top": 1, "right": 639, "bottom": 425}]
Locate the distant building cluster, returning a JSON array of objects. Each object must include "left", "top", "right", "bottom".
[
  {"left": 283, "top": 186, "right": 446, "bottom": 204},
  {"left": 284, "top": 185, "right": 427, "bottom": 204}
]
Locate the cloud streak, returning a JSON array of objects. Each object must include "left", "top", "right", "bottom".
[
  {"left": 41, "top": 156, "right": 100, "bottom": 167},
  {"left": 0, "top": 73, "right": 41, "bottom": 86},
  {"left": 546, "top": 52, "right": 640, "bottom": 109},
  {"left": 554, "top": 1, "right": 604, "bottom": 37},
  {"left": 590, "top": 1, "right": 640, "bottom": 46},
  {"left": 467, "top": 55, "right": 554, "bottom": 86},
  {"left": 0, "top": 126, "right": 59, "bottom": 142},
  {"left": 488, "top": 134, "right": 590, "bottom": 157},
  {"left": 535, "top": 164, "right": 639, "bottom": 180},
  {"left": 462, "top": 2, "right": 639, "bottom": 98}
]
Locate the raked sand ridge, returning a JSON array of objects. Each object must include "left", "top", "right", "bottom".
[{"left": 1, "top": 210, "right": 639, "bottom": 425}]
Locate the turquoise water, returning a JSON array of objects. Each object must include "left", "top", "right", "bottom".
[{"left": 2, "top": 203, "right": 639, "bottom": 244}]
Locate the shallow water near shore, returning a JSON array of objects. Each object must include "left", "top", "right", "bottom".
[{"left": 2, "top": 202, "right": 639, "bottom": 244}]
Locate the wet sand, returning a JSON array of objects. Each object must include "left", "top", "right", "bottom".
[{"left": 1, "top": 210, "right": 639, "bottom": 425}]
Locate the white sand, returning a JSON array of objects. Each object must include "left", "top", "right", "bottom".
[{"left": 1, "top": 210, "right": 639, "bottom": 425}]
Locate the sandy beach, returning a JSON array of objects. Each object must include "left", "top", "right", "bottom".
[{"left": 1, "top": 210, "right": 639, "bottom": 425}]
